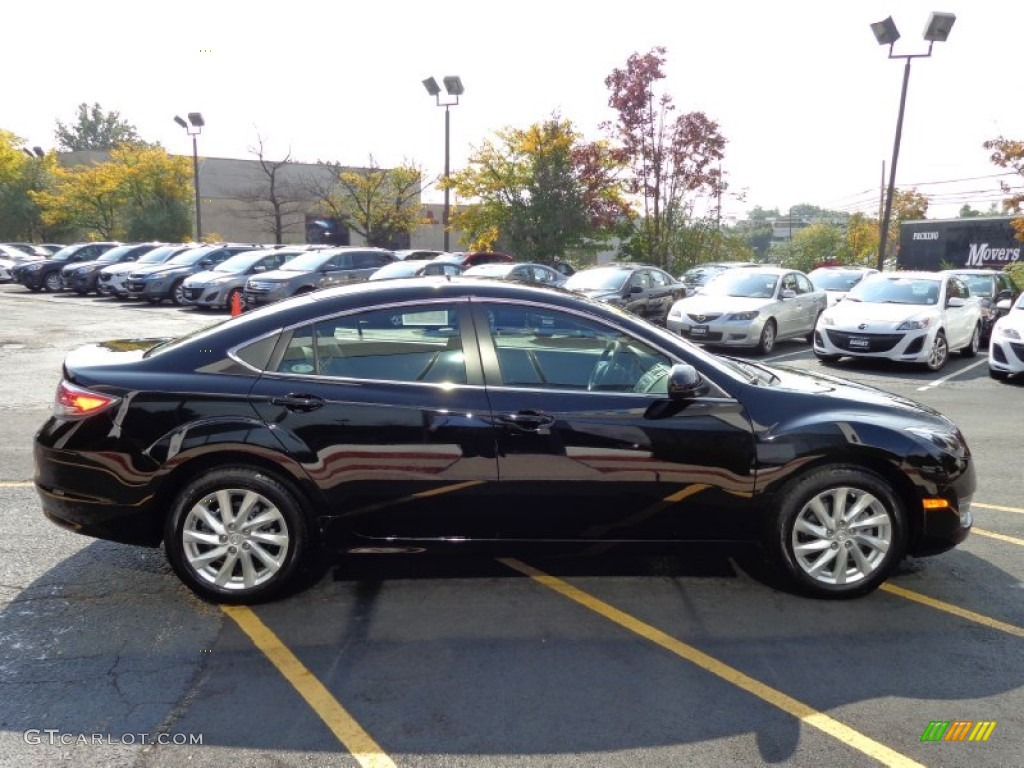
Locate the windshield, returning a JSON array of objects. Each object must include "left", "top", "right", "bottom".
[
  {"left": 465, "top": 264, "right": 512, "bottom": 277},
  {"left": 371, "top": 262, "right": 417, "bottom": 279},
  {"left": 848, "top": 276, "right": 940, "bottom": 305},
  {"left": 97, "top": 245, "right": 141, "bottom": 263},
  {"left": 809, "top": 269, "right": 869, "bottom": 291},
  {"left": 702, "top": 271, "right": 779, "bottom": 298},
  {"left": 281, "top": 251, "right": 335, "bottom": 271},
  {"left": 565, "top": 268, "right": 629, "bottom": 291},
  {"left": 168, "top": 248, "right": 214, "bottom": 266},
  {"left": 213, "top": 251, "right": 274, "bottom": 273},
  {"left": 136, "top": 246, "right": 180, "bottom": 264}
]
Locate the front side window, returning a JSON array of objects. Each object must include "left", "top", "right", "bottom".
[
  {"left": 484, "top": 304, "right": 673, "bottom": 393},
  {"left": 275, "top": 304, "right": 466, "bottom": 384}
]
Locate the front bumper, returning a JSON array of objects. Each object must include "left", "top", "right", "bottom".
[
  {"left": 667, "top": 315, "right": 765, "bottom": 347},
  {"left": 182, "top": 284, "right": 230, "bottom": 308},
  {"left": 909, "top": 458, "right": 975, "bottom": 556},
  {"left": 813, "top": 325, "right": 933, "bottom": 363},
  {"left": 989, "top": 336, "right": 1024, "bottom": 375},
  {"left": 125, "top": 279, "right": 171, "bottom": 300}
]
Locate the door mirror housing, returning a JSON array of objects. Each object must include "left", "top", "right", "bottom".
[{"left": 667, "top": 363, "right": 710, "bottom": 400}]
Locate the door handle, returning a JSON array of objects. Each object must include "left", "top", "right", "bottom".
[
  {"left": 270, "top": 394, "right": 325, "bottom": 412},
  {"left": 495, "top": 410, "right": 555, "bottom": 432}
]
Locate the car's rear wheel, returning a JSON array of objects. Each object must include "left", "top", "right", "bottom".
[
  {"left": 959, "top": 323, "right": 980, "bottom": 358},
  {"left": 43, "top": 272, "right": 63, "bottom": 292},
  {"left": 164, "top": 467, "right": 312, "bottom": 604},
  {"left": 924, "top": 330, "right": 948, "bottom": 371},
  {"left": 755, "top": 319, "right": 776, "bottom": 355},
  {"left": 771, "top": 465, "right": 907, "bottom": 598}
]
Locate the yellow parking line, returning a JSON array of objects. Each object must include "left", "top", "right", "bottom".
[
  {"left": 974, "top": 501, "right": 1024, "bottom": 515},
  {"left": 0, "top": 481, "right": 33, "bottom": 487},
  {"left": 222, "top": 605, "right": 396, "bottom": 768},
  {"left": 498, "top": 558, "right": 923, "bottom": 768},
  {"left": 879, "top": 584, "right": 1024, "bottom": 639},
  {"left": 972, "top": 527, "right": 1024, "bottom": 547}
]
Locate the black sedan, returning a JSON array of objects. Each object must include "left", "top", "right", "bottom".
[
  {"left": 34, "top": 279, "right": 975, "bottom": 604},
  {"left": 565, "top": 264, "right": 687, "bottom": 324}
]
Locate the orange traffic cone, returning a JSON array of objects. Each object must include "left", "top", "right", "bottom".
[{"left": 230, "top": 291, "right": 243, "bottom": 317}]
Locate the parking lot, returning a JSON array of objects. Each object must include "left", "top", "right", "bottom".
[{"left": 1, "top": 284, "right": 1021, "bottom": 768}]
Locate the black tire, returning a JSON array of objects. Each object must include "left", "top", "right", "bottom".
[
  {"left": 43, "top": 271, "right": 64, "bottom": 292},
  {"left": 814, "top": 352, "right": 841, "bottom": 364},
  {"left": 989, "top": 368, "right": 1008, "bottom": 380},
  {"left": 959, "top": 323, "right": 980, "bottom": 358},
  {"left": 170, "top": 279, "right": 188, "bottom": 307},
  {"left": 164, "top": 467, "right": 312, "bottom": 604},
  {"left": 755, "top": 319, "right": 777, "bottom": 355},
  {"left": 923, "top": 330, "right": 948, "bottom": 372},
  {"left": 769, "top": 465, "right": 907, "bottom": 599}
]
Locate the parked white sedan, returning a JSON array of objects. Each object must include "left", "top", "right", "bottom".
[
  {"left": 814, "top": 271, "right": 982, "bottom": 372},
  {"left": 666, "top": 267, "right": 826, "bottom": 354},
  {"left": 989, "top": 293, "right": 1024, "bottom": 379}
]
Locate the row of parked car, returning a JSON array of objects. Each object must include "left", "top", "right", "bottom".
[{"left": 3, "top": 242, "right": 1021, "bottom": 375}]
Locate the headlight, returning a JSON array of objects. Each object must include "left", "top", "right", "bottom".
[
  {"left": 25, "top": 263, "right": 43, "bottom": 271},
  {"left": 906, "top": 426, "right": 965, "bottom": 456},
  {"left": 896, "top": 317, "right": 932, "bottom": 331},
  {"left": 728, "top": 310, "right": 759, "bottom": 321},
  {"left": 821, "top": 315, "right": 835, "bottom": 326},
  {"left": 668, "top": 306, "right": 682, "bottom": 318},
  {"left": 999, "top": 326, "right": 1021, "bottom": 340}
]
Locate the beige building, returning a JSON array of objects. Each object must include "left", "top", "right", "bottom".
[{"left": 61, "top": 151, "right": 463, "bottom": 250}]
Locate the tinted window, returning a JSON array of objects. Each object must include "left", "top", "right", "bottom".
[
  {"left": 484, "top": 304, "right": 673, "bottom": 393},
  {"left": 276, "top": 305, "right": 466, "bottom": 384}
]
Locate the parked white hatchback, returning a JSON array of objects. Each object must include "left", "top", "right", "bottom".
[
  {"left": 666, "top": 267, "right": 826, "bottom": 354},
  {"left": 813, "top": 271, "right": 982, "bottom": 371},
  {"left": 989, "top": 292, "right": 1024, "bottom": 379}
]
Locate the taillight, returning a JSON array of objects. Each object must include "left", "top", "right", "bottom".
[{"left": 54, "top": 380, "right": 119, "bottom": 418}]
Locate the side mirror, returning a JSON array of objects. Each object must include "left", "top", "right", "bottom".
[
  {"left": 629, "top": 284, "right": 644, "bottom": 294},
  {"left": 996, "top": 298, "right": 1012, "bottom": 311},
  {"left": 667, "top": 363, "right": 710, "bottom": 400},
  {"left": 947, "top": 297, "right": 965, "bottom": 308},
  {"left": 996, "top": 289, "right": 1012, "bottom": 301},
  {"left": 780, "top": 289, "right": 797, "bottom": 299}
]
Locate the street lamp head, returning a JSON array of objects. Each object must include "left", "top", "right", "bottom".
[
  {"left": 422, "top": 77, "right": 441, "bottom": 97},
  {"left": 33, "top": 146, "right": 45, "bottom": 157},
  {"left": 174, "top": 115, "right": 188, "bottom": 128},
  {"left": 187, "top": 112, "right": 205, "bottom": 128},
  {"left": 871, "top": 16, "right": 901, "bottom": 46},
  {"left": 443, "top": 76, "right": 464, "bottom": 96},
  {"left": 923, "top": 11, "right": 956, "bottom": 42}
]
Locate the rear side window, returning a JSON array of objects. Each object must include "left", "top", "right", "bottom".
[{"left": 275, "top": 304, "right": 466, "bottom": 384}]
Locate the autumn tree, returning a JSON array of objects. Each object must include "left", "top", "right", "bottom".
[
  {"left": 884, "top": 188, "right": 929, "bottom": 259},
  {"left": 773, "top": 222, "right": 849, "bottom": 273},
  {"left": 446, "top": 115, "right": 627, "bottom": 258},
  {"left": 983, "top": 135, "right": 1024, "bottom": 241},
  {"left": 236, "top": 134, "right": 306, "bottom": 244},
  {"left": 0, "top": 130, "right": 62, "bottom": 240},
  {"left": 845, "top": 212, "right": 879, "bottom": 266},
  {"left": 309, "top": 156, "right": 427, "bottom": 249},
  {"left": 604, "top": 47, "right": 726, "bottom": 269},
  {"left": 31, "top": 145, "right": 192, "bottom": 240},
  {"left": 55, "top": 103, "right": 142, "bottom": 151}
]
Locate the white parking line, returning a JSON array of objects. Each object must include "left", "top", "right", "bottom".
[
  {"left": 765, "top": 347, "right": 813, "bottom": 362},
  {"left": 916, "top": 357, "right": 988, "bottom": 391}
]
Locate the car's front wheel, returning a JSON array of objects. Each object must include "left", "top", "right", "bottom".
[
  {"left": 924, "top": 330, "right": 948, "bottom": 371},
  {"left": 770, "top": 465, "right": 907, "bottom": 598},
  {"left": 755, "top": 319, "right": 777, "bottom": 355},
  {"left": 164, "top": 467, "right": 312, "bottom": 604},
  {"left": 170, "top": 279, "right": 188, "bottom": 307},
  {"left": 43, "top": 272, "right": 63, "bottom": 292}
]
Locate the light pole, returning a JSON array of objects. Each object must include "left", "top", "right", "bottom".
[
  {"left": 871, "top": 12, "right": 955, "bottom": 272},
  {"left": 174, "top": 112, "right": 205, "bottom": 241},
  {"left": 422, "top": 75, "right": 464, "bottom": 252}
]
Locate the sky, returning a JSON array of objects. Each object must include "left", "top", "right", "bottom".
[{"left": 5, "top": 0, "right": 1023, "bottom": 224}]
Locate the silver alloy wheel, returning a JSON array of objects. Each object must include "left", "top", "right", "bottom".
[
  {"left": 181, "top": 488, "right": 290, "bottom": 591},
  {"left": 926, "top": 332, "right": 948, "bottom": 371},
  {"left": 790, "top": 486, "right": 893, "bottom": 586},
  {"left": 757, "top": 321, "right": 776, "bottom": 354},
  {"left": 44, "top": 271, "right": 63, "bottom": 291}
]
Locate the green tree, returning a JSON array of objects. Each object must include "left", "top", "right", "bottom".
[
  {"left": 845, "top": 212, "right": 879, "bottom": 266},
  {"left": 55, "top": 103, "right": 142, "bottom": 151},
  {"left": 959, "top": 204, "right": 981, "bottom": 218},
  {"left": 446, "top": 115, "right": 627, "bottom": 258},
  {"left": 310, "top": 155, "right": 426, "bottom": 249},
  {"left": 773, "top": 222, "right": 849, "bottom": 273},
  {"left": 604, "top": 47, "right": 727, "bottom": 269}
]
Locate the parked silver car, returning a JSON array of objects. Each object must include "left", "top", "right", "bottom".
[
  {"left": 182, "top": 248, "right": 306, "bottom": 310},
  {"left": 243, "top": 247, "right": 395, "bottom": 307},
  {"left": 667, "top": 267, "right": 826, "bottom": 354}
]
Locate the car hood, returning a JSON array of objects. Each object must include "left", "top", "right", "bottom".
[
  {"left": 824, "top": 300, "right": 934, "bottom": 327},
  {"left": 185, "top": 269, "right": 236, "bottom": 285},
  {"left": 131, "top": 263, "right": 194, "bottom": 277},
  {"left": 675, "top": 295, "right": 776, "bottom": 313},
  {"left": 570, "top": 288, "right": 623, "bottom": 301}
]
